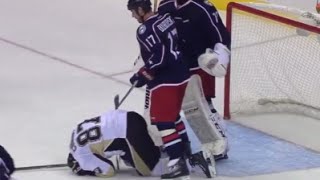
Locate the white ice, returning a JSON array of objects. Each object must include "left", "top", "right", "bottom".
[{"left": 0, "top": 0, "right": 320, "bottom": 179}]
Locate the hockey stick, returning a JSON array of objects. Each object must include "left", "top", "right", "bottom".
[
  {"left": 114, "top": 82, "right": 137, "bottom": 109},
  {"left": 16, "top": 83, "right": 137, "bottom": 171},
  {"left": 114, "top": 81, "right": 137, "bottom": 170},
  {"left": 153, "top": 0, "right": 159, "bottom": 12},
  {"left": 153, "top": 0, "right": 163, "bottom": 12},
  {"left": 16, "top": 163, "right": 67, "bottom": 171},
  {"left": 16, "top": 84, "right": 137, "bottom": 171}
]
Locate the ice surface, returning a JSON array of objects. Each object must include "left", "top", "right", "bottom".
[{"left": 1, "top": 0, "right": 320, "bottom": 179}]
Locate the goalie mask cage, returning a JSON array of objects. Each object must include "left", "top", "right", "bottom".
[{"left": 224, "top": 2, "right": 320, "bottom": 120}]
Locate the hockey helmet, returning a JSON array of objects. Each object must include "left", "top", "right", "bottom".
[{"left": 127, "top": 0, "right": 151, "bottom": 10}]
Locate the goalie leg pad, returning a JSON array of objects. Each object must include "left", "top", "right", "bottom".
[
  {"left": 182, "top": 75, "right": 228, "bottom": 155},
  {"left": 190, "top": 68, "right": 215, "bottom": 98}
]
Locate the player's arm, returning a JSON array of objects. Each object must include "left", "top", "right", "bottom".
[
  {"left": 130, "top": 28, "right": 166, "bottom": 86},
  {"left": 68, "top": 120, "right": 115, "bottom": 177},
  {"left": 68, "top": 153, "right": 115, "bottom": 177},
  {"left": 197, "top": 3, "right": 231, "bottom": 77},
  {"left": 200, "top": 2, "right": 230, "bottom": 48},
  {"left": 137, "top": 30, "right": 166, "bottom": 71}
]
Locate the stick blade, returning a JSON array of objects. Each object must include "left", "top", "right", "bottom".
[{"left": 114, "top": 95, "right": 120, "bottom": 109}]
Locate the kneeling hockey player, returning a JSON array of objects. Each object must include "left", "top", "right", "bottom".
[{"left": 67, "top": 109, "right": 215, "bottom": 178}]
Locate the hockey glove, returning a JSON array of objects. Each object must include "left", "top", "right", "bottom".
[
  {"left": 67, "top": 153, "right": 95, "bottom": 176},
  {"left": 129, "top": 67, "right": 154, "bottom": 88}
]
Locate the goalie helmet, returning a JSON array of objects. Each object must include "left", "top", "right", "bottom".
[{"left": 127, "top": 0, "right": 151, "bottom": 10}]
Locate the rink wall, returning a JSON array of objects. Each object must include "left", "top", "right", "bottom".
[
  {"left": 210, "top": 0, "right": 319, "bottom": 12},
  {"left": 209, "top": 0, "right": 265, "bottom": 10}
]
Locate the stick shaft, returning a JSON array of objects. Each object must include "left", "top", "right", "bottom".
[
  {"left": 16, "top": 85, "right": 138, "bottom": 171},
  {"left": 16, "top": 164, "right": 67, "bottom": 171},
  {"left": 115, "top": 82, "right": 137, "bottom": 109},
  {"left": 118, "top": 84, "right": 136, "bottom": 108},
  {"left": 114, "top": 82, "right": 137, "bottom": 170}
]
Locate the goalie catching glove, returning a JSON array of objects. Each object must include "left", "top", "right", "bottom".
[{"left": 198, "top": 43, "right": 230, "bottom": 77}]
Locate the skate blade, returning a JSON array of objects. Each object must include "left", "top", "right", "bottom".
[
  {"left": 179, "top": 175, "right": 190, "bottom": 180},
  {"left": 162, "top": 175, "right": 190, "bottom": 180},
  {"left": 203, "top": 152, "right": 217, "bottom": 178},
  {"left": 208, "top": 164, "right": 216, "bottom": 178}
]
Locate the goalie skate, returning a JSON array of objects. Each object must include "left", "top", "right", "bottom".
[{"left": 182, "top": 75, "right": 228, "bottom": 157}]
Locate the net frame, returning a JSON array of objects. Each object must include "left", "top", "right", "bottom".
[{"left": 224, "top": 2, "right": 320, "bottom": 120}]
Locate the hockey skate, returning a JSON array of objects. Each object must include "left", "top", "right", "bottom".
[
  {"left": 189, "top": 151, "right": 216, "bottom": 178},
  {"left": 161, "top": 158, "right": 190, "bottom": 180}
]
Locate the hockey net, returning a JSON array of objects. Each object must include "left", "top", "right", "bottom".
[{"left": 224, "top": 2, "right": 320, "bottom": 120}]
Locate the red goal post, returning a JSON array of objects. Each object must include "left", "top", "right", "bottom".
[{"left": 224, "top": 2, "right": 320, "bottom": 120}]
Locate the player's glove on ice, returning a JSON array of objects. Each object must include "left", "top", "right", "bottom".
[
  {"left": 67, "top": 153, "right": 95, "bottom": 176},
  {"left": 130, "top": 67, "right": 154, "bottom": 88}
]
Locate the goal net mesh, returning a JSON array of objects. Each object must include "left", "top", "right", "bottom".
[{"left": 225, "top": 3, "right": 320, "bottom": 119}]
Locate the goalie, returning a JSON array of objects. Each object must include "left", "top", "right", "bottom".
[
  {"left": 67, "top": 109, "right": 215, "bottom": 178},
  {"left": 158, "top": 0, "right": 231, "bottom": 161}
]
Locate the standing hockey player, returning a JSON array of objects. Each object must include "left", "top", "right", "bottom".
[
  {"left": 157, "top": 0, "right": 231, "bottom": 160},
  {"left": 158, "top": 0, "right": 231, "bottom": 113},
  {"left": 126, "top": 0, "right": 199, "bottom": 179},
  {"left": 0, "top": 145, "right": 15, "bottom": 180},
  {"left": 68, "top": 109, "right": 213, "bottom": 178}
]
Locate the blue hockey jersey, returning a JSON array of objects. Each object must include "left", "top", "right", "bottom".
[
  {"left": 136, "top": 13, "right": 190, "bottom": 88},
  {"left": 158, "top": 0, "right": 231, "bottom": 69}
]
